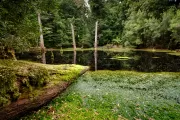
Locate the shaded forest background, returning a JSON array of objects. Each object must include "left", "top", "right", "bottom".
[{"left": 0, "top": 0, "right": 180, "bottom": 54}]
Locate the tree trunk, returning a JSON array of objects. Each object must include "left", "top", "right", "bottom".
[
  {"left": 0, "top": 81, "right": 70, "bottom": 120},
  {"left": 38, "top": 12, "right": 45, "bottom": 51},
  {"left": 71, "top": 23, "right": 76, "bottom": 51},
  {"left": 0, "top": 67, "right": 89, "bottom": 120},
  {"left": 94, "top": 21, "right": 98, "bottom": 50}
]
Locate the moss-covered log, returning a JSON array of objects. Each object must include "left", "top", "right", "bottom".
[{"left": 0, "top": 60, "right": 89, "bottom": 120}]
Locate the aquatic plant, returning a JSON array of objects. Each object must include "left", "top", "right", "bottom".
[{"left": 20, "top": 70, "right": 180, "bottom": 120}]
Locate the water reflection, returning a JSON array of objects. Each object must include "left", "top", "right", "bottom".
[
  {"left": 16, "top": 50, "right": 180, "bottom": 72},
  {"left": 73, "top": 50, "right": 76, "bottom": 64},
  {"left": 50, "top": 51, "right": 54, "bottom": 64},
  {"left": 94, "top": 49, "right": 97, "bottom": 71},
  {"left": 41, "top": 52, "right": 46, "bottom": 64}
]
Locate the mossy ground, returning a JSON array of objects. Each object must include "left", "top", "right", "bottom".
[
  {"left": 20, "top": 70, "right": 180, "bottom": 120},
  {"left": 0, "top": 59, "right": 86, "bottom": 107}
]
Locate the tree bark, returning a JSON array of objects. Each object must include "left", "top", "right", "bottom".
[
  {"left": 0, "top": 81, "right": 69, "bottom": 120},
  {"left": 94, "top": 21, "right": 98, "bottom": 50},
  {"left": 71, "top": 23, "right": 76, "bottom": 51},
  {"left": 38, "top": 12, "right": 45, "bottom": 51}
]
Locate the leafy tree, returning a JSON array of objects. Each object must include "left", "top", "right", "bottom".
[
  {"left": 1, "top": 0, "right": 180, "bottom": 55},
  {"left": 0, "top": 0, "right": 39, "bottom": 58},
  {"left": 160, "top": 7, "right": 176, "bottom": 48},
  {"left": 143, "top": 17, "right": 161, "bottom": 47},
  {"left": 42, "top": 0, "right": 91, "bottom": 48},
  {"left": 170, "top": 9, "right": 180, "bottom": 44},
  {"left": 122, "top": 10, "right": 146, "bottom": 47}
]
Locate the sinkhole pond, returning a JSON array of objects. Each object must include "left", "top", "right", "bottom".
[{"left": 18, "top": 50, "right": 180, "bottom": 120}]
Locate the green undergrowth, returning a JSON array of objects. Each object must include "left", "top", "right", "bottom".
[
  {"left": 0, "top": 59, "right": 86, "bottom": 107},
  {"left": 20, "top": 70, "right": 180, "bottom": 120}
]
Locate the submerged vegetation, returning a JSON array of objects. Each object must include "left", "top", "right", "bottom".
[
  {"left": 0, "top": 60, "right": 87, "bottom": 107},
  {"left": 20, "top": 70, "right": 180, "bottom": 120}
]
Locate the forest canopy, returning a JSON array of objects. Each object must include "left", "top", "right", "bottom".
[{"left": 0, "top": 0, "right": 180, "bottom": 55}]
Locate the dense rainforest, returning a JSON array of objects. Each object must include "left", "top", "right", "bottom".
[{"left": 0, "top": 0, "right": 180, "bottom": 57}]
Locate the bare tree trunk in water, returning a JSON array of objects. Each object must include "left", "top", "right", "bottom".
[
  {"left": 71, "top": 23, "right": 76, "bottom": 64},
  {"left": 94, "top": 21, "right": 98, "bottom": 50},
  {"left": 71, "top": 23, "right": 76, "bottom": 51},
  {"left": 38, "top": 12, "right": 45, "bottom": 51},
  {"left": 94, "top": 21, "right": 98, "bottom": 70}
]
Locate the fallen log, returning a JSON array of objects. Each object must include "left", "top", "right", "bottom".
[{"left": 0, "top": 67, "right": 89, "bottom": 120}]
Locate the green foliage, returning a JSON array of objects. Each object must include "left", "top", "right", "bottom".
[
  {"left": 122, "top": 10, "right": 146, "bottom": 47},
  {"left": 88, "top": 0, "right": 180, "bottom": 48},
  {"left": 112, "top": 37, "right": 122, "bottom": 45},
  {"left": 1, "top": 0, "right": 180, "bottom": 53},
  {"left": 89, "top": 0, "right": 107, "bottom": 19},
  {"left": 170, "top": 9, "right": 180, "bottom": 43},
  {"left": 41, "top": 0, "right": 92, "bottom": 48},
  {"left": 143, "top": 17, "right": 161, "bottom": 47},
  {"left": 0, "top": 0, "right": 39, "bottom": 53},
  {"left": 0, "top": 0, "right": 59, "bottom": 55}
]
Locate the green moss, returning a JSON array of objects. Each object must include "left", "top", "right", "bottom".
[
  {"left": 0, "top": 67, "right": 20, "bottom": 107},
  {"left": 44, "top": 64, "right": 86, "bottom": 82},
  {"left": 0, "top": 60, "right": 87, "bottom": 107},
  {"left": 28, "top": 66, "right": 49, "bottom": 87}
]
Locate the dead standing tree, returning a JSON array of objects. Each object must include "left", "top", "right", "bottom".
[
  {"left": 94, "top": 21, "right": 98, "bottom": 70},
  {"left": 38, "top": 12, "right": 46, "bottom": 64},
  {"left": 71, "top": 23, "right": 77, "bottom": 64},
  {"left": 94, "top": 21, "right": 98, "bottom": 50},
  {"left": 71, "top": 23, "right": 76, "bottom": 51},
  {"left": 38, "top": 12, "right": 45, "bottom": 51}
]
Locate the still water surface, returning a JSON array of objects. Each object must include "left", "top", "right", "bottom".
[{"left": 16, "top": 50, "right": 180, "bottom": 72}]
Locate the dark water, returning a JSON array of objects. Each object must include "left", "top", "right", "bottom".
[{"left": 16, "top": 50, "right": 180, "bottom": 72}]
